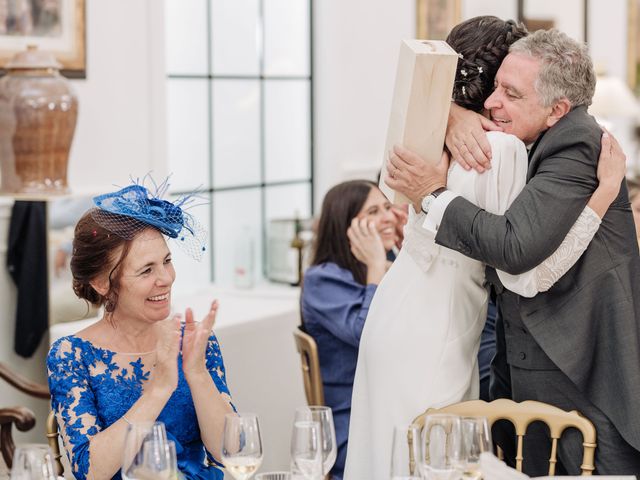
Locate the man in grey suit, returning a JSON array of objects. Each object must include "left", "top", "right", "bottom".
[{"left": 387, "top": 29, "right": 640, "bottom": 474}]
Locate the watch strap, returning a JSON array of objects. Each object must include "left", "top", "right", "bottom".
[{"left": 430, "top": 187, "right": 446, "bottom": 198}]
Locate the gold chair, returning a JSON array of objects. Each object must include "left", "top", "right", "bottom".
[
  {"left": 412, "top": 398, "right": 596, "bottom": 476},
  {"left": 293, "top": 326, "right": 325, "bottom": 406},
  {"left": 46, "top": 411, "right": 63, "bottom": 476}
]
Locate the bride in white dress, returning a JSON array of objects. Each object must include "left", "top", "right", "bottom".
[{"left": 344, "top": 17, "right": 624, "bottom": 480}]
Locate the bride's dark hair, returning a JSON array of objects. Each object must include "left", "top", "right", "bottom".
[{"left": 446, "top": 16, "right": 528, "bottom": 112}]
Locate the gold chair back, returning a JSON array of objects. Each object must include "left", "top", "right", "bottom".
[
  {"left": 293, "top": 326, "right": 325, "bottom": 406},
  {"left": 412, "top": 398, "right": 596, "bottom": 476},
  {"left": 46, "top": 411, "right": 64, "bottom": 476}
]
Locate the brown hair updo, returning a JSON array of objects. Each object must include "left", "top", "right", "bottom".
[
  {"left": 70, "top": 209, "right": 146, "bottom": 313},
  {"left": 446, "top": 16, "right": 528, "bottom": 112}
]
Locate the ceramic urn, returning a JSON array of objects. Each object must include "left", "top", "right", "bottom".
[{"left": 0, "top": 45, "right": 78, "bottom": 193}]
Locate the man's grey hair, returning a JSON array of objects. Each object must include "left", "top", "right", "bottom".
[{"left": 509, "top": 29, "right": 595, "bottom": 108}]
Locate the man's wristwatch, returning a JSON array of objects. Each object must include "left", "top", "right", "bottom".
[{"left": 420, "top": 187, "right": 447, "bottom": 215}]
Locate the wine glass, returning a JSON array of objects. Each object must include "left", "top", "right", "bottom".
[
  {"left": 390, "top": 425, "right": 422, "bottom": 480},
  {"left": 294, "top": 406, "right": 337, "bottom": 475},
  {"left": 221, "top": 413, "right": 263, "bottom": 480},
  {"left": 122, "top": 421, "right": 169, "bottom": 480},
  {"left": 459, "top": 417, "right": 492, "bottom": 480},
  {"left": 290, "top": 420, "right": 323, "bottom": 480},
  {"left": 420, "top": 414, "right": 463, "bottom": 480},
  {"left": 10, "top": 444, "right": 56, "bottom": 480}
]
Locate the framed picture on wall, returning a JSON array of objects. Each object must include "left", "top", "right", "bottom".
[
  {"left": 0, "top": 0, "right": 86, "bottom": 78},
  {"left": 517, "top": 0, "right": 587, "bottom": 43},
  {"left": 416, "top": 0, "right": 461, "bottom": 40}
]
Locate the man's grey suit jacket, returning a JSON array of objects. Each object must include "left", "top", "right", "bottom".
[{"left": 435, "top": 105, "right": 640, "bottom": 452}]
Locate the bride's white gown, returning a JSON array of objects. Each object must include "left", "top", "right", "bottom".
[{"left": 344, "top": 132, "right": 601, "bottom": 480}]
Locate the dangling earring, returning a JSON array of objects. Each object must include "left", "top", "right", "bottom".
[{"left": 104, "top": 292, "right": 117, "bottom": 313}]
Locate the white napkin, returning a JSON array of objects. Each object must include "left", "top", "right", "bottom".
[
  {"left": 479, "top": 452, "right": 637, "bottom": 480},
  {"left": 480, "top": 452, "right": 529, "bottom": 480}
]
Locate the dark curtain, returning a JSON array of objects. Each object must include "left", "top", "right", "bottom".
[{"left": 7, "top": 201, "right": 48, "bottom": 357}]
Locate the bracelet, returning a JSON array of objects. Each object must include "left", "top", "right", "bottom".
[{"left": 122, "top": 415, "right": 133, "bottom": 425}]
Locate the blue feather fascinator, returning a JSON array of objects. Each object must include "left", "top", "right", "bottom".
[{"left": 91, "top": 177, "right": 207, "bottom": 261}]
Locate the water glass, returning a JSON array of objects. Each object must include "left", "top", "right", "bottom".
[
  {"left": 290, "top": 420, "right": 323, "bottom": 480},
  {"left": 420, "top": 414, "right": 463, "bottom": 480},
  {"left": 140, "top": 439, "right": 178, "bottom": 479},
  {"left": 10, "top": 444, "right": 56, "bottom": 480},
  {"left": 460, "top": 417, "right": 492, "bottom": 480},
  {"left": 294, "top": 406, "right": 337, "bottom": 475},
  {"left": 122, "top": 421, "right": 169, "bottom": 480},
  {"left": 221, "top": 413, "right": 263, "bottom": 480},
  {"left": 390, "top": 425, "right": 422, "bottom": 480}
]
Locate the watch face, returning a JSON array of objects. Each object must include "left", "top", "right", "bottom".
[{"left": 421, "top": 195, "right": 433, "bottom": 213}]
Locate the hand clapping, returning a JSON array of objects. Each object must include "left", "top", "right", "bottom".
[
  {"left": 148, "top": 315, "right": 182, "bottom": 398},
  {"left": 181, "top": 300, "right": 219, "bottom": 380}
]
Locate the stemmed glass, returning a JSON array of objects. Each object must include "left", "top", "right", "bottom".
[
  {"left": 390, "top": 425, "right": 422, "bottom": 480},
  {"left": 10, "top": 444, "right": 57, "bottom": 480},
  {"left": 420, "top": 414, "right": 463, "bottom": 480},
  {"left": 459, "top": 417, "right": 492, "bottom": 480},
  {"left": 294, "top": 406, "right": 337, "bottom": 476},
  {"left": 122, "top": 421, "right": 169, "bottom": 480},
  {"left": 221, "top": 413, "right": 264, "bottom": 480},
  {"left": 290, "top": 420, "right": 323, "bottom": 480}
]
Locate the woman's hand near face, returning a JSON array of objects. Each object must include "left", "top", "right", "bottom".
[
  {"left": 146, "top": 315, "right": 181, "bottom": 399},
  {"left": 182, "top": 301, "right": 218, "bottom": 381},
  {"left": 347, "top": 218, "right": 387, "bottom": 284}
]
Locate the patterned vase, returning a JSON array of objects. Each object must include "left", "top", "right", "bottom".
[{"left": 0, "top": 45, "right": 78, "bottom": 193}]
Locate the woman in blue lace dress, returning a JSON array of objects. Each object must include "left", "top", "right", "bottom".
[{"left": 47, "top": 183, "right": 234, "bottom": 480}]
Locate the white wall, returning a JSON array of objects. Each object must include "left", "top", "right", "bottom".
[
  {"left": 312, "top": 0, "right": 415, "bottom": 208},
  {"left": 589, "top": 0, "right": 627, "bottom": 80},
  {"left": 66, "top": 0, "right": 166, "bottom": 192}
]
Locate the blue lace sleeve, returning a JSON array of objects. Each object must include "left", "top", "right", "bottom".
[
  {"left": 204, "top": 333, "right": 234, "bottom": 467},
  {"left": 47, "top": 337, "right": 101, "bottom": 480},
  {"left": 205, "top": 333, "right": 232, "bottom": 399}
]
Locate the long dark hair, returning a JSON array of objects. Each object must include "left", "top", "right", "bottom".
[
  {"left": 311, "top": 180, "right": 377, "bottom": 285},
  {"left": 447, "top": 16, "right": 528, "bottom": 112}
]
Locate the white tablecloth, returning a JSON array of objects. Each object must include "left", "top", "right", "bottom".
[{"left": 50, "top": 283, "right": 307, "bottom": 474}]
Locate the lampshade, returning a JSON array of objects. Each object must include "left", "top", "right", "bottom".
[{"left": 589, "top": 75, "right": 640, "bottom": 118}]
